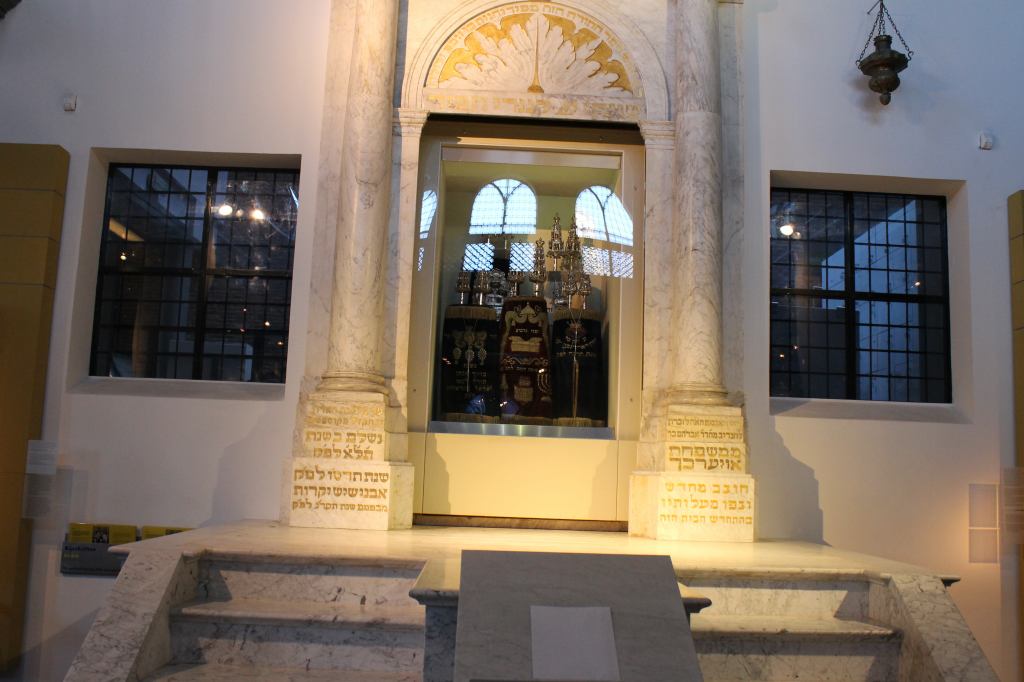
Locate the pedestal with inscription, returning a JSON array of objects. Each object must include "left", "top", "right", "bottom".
[
  {"left": 285, "top": 391, "right": 414, "bottom": 530},
  {"left": 629, "top": 405, "right": 755, "bottom": 542}
]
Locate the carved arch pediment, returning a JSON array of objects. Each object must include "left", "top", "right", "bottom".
[{"left": 404, "top": 1, "right": 668, "bottom": 123}]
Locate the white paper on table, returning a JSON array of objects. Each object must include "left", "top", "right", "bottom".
[{"left": 530, "top": 605, "right": 621, "bottom": 681}]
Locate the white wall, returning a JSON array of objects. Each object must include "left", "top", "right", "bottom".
[
  {"left": 741, "top": 2, "right": 1024, "bottom": 680},
  {"left": 0, "top": 1, "right": 331, "bottom": 679},
  {"left": 2, "top": 0, "right": 1021, "bottom": 680}
]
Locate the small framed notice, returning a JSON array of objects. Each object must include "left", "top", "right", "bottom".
[{"left": 530, "top": 605, "right": 620, "bottom": 681}]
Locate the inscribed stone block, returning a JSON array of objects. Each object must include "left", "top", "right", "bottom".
[
  {"left": 288, "top": 458, "right": 414, "bottom": 530},
  {"left": 630, "top": 471, "right": 755, "bottom": 542}
]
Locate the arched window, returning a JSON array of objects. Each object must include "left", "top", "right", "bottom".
[
  {"left": 574, "top": 185, "right": 633, "bottom": 246},
  {"left": 469, "top": 179, "right": 537, "bottom": 235}
]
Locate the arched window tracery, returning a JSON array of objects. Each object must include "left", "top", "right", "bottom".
[
  {"left": 574, "top": 185, "right": 633, "bottom": 247},
  {"left": 469, "top": 179, "right": 537, "bottom": 235}
]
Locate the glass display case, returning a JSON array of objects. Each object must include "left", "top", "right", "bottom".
[{"left": 406, "top": 123, "right": 645, "bottom": 521}]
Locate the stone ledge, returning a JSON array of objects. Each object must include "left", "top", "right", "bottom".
[
  {"left": 174, "top": 598, "right": 424, "bottom": 631},
  {"left": 690, "top": 614, "right": 898, "bottom": 640}
]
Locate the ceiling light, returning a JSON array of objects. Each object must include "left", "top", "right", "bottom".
[
  {"left": 779, "top": 223, "right": 795, "bottom": 237},
  {"left": 250, "top": 208, "right": 266, "bottom": 221},
  {"left": 217, "top": 203, "right": 234, "bottom": 217}
]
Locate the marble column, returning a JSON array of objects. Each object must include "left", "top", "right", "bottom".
[
  {"left": 386, "top": 109, "right": 430, "bottom": 431},
  {"left": 637, "top": 119, "right": 677, "bottom": 465},
  {"left": 284, "top": 0, "right": 414, "bottom": 530},
  {"left": 321, "top": 0, "right": 400, "bottom": 395},
  {"left": 670, "top": 0, "right": 727, "bottom": 406},
  {"left": 628, "top": 1, "right": 754, "bottom": 542}
]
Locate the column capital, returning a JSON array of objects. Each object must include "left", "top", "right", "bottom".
[
  {"left": 393, "top": 108, "right": 429, "bottom": 137},
  {"left": 638, "top": 120, "right": 675, "bottom": 149}
]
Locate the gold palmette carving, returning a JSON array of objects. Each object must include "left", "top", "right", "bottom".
[{"left": 433, "top": 5, "right": 636, "bottom": 96}]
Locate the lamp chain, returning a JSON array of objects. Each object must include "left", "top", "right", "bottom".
[{"left": 857, "top": 0, "right": 914, "bottom": 65}]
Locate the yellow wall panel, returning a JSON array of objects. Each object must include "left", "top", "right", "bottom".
[
  {"left": 1010, "top": 190, "right": 1024, "bottom": 240},
  {"left": 0, "top": 144, "right": 67, "bottom": 671},
  {"left": 0, "top": 285, "right": 53, "bottom": 473},
  {"left": 0, "top": 236, "right": 59, "bottom": 287},
  {"left": 422, "top": 433, "right": 619, "bottom": 520},
  {"left": 0, "top": 190, "right": 64, "bottom": 240},
  {"left": 1011, "top": 234, "right": 1024, "bottom": 286},
  {"left": 0, "top": 144, "right": 69, "bottom": 193}
]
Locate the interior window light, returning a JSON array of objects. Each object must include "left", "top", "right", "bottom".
[
  {"left": 420, "top": 189, "right": 438, "bottom": 239},
  {"left": 462, "top": 242, "right": 495, "bottom": 271},
  {"left": 575, "top": 185, "right": 633, "bottom": 246},
  {"left": 469, "top": 179, "right": 537, "bottom": 235}
]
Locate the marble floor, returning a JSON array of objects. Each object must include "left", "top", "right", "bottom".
[{"left": 114, "top": 519, "right": 953, "bottom": 590}]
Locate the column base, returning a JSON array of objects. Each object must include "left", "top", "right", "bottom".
[
  {"left": 288, "top": 459, "right": 414, "bottom": 530},
  {"left": 663, "top": 382, "right": 730, "bottom": 406},
  {"left": 629, "top": 471, "right": 755, "bottom": 542},
  {"left": 319, "top": 370, "right": 388, "bottom": 394}
]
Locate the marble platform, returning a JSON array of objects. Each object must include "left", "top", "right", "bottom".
[{"left": 64, "top": 520, "right": 999, "bottom": 682}]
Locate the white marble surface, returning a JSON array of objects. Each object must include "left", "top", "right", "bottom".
[
  {"left": 321, "top": 0, "right": 399, "bottom": 393},
  {"left": 115, "top": 520, "right": 955, "bottom": 589},
  {"left": 669, "top": 0, "right": 726, "bottom": 403},
  {"left": 682, "top": 576, "right": 871, "bottom": 619},
  {"left": 197, "top": 556, "right": 421, "bottom": 607},
  {"left": 289, "top": 459, "right": 415, "bottom": 529},
  {"left": 169, "top": 619, "right": 422, "bottom": 672},
  {"left": 65, "top": 550, "right": 198, "bottom": 682},
  {"left": 70, "top": 522, "right": 995, "bottom": 681},
  {"left": 384, "top": 109, "right": 429, "bottom": 430},
  {"left": 718, "top": 1, "right": 746, "bottom": 398},
  {"left": 298, "top": 392, "right": 389, "bottom": 460},
  {"left": 148, "top": 664, "right": 421, "bottom": 681},
  {"left": 423, "top": 605, "right": 457, "bottom": 682},
  {"left": 630, "top": 471, "right": 755, "bottom": 542},
  {"left": 696, "top": 635, "right": 900, "bottom": 681},
  {"left": 871, "top": 574, "right": 1000, "bottom": 682},
  {"left": 300, "top": 0, "right": 356, "bottom": 389}
]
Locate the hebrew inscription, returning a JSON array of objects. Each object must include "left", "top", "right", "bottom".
[
  {"left": 658, "top": 476, "right": 755, "bottom": 531},
  {"left": 665, "top": 415, "right": 745, "bottom": 443},
  {"left": 301, "top": 400, "right": 386, "bottom": 460},
  {"left": 290, "top": 463, "right": 390, "bottom": 514},
  {"left": 666, "top": 443, "right": 746, "bottom": 473}
]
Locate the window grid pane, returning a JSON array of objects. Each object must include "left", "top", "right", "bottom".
[
  {"left": 91, "top": 164, "right": 299, "bottom": 383},
  {"left": 770, "top": 188, "right": 950, "bottom": 403}
]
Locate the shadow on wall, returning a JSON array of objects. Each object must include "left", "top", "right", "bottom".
[
  {"left": 3, "top": 608, "right": 98, "bottom": 682},
  {"left": 752, "top": 420, "right": 824, "bottom": 543},
  {"left": 208, "top": 404, "right": 289, "bottom": 525}
]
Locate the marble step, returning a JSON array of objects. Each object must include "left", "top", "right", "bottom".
[
  {"left": 174, "top": 598, "right": 425, "bottom": 631},
  {"left": 678, "top": 575, "right": 872, "bottom": 619},
  {"left": 145, "top": 662, "right": 421, "bottom": 681},
  {"left": 693, "top": 615, "right": 901, "bottom": 682},
  {"left": 169, "top": 598, "right": 424, "bottom": 673},
  {"left": 692, "top": 614, "right": 899, "bottom": 640},
  {"left": 196, "top": 552, "right": 424, "bottom": 608}
]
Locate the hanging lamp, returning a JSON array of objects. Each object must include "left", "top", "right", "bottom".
[{"left": 856, "top": 0, "right": 913, "bottom": 105}]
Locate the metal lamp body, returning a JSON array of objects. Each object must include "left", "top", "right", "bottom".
[{"left": 859, "top": 34, "right": 909, "bottom": 105}]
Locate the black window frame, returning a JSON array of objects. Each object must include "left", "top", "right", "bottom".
[
  {"left": 89, "top": 163, "right": 299, "bottom": 384},
  {"left": 769, "top": 187, "right": 953, "bottom": 403}
]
